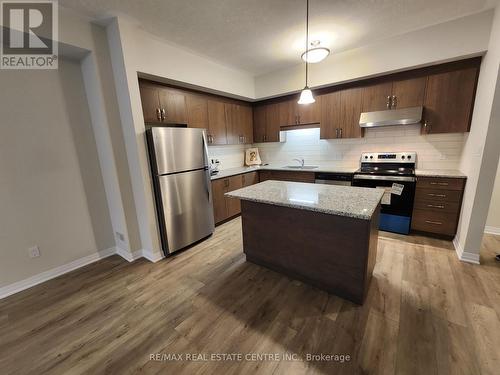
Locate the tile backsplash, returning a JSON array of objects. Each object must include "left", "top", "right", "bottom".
[{"left": 208, "top": 125, "right": 466, "bottom": 170}]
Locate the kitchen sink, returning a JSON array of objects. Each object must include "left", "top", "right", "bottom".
[{"left": 284, "top": 165, "right": 319, "bottom": 169}]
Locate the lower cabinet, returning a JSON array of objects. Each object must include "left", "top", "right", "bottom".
[
  {"left": 258, "top": 170, "right": 315, "bottom": 183},
  {"left": 411, "top": 177, "right": 466, "bottom": 236},
  {"left": 212, "top": 172, "right": 259, "bottom": 224}
]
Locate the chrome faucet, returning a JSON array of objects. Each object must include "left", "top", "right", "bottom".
[{"left": 293, "top": 157, "right": 305, "bottom": 167}]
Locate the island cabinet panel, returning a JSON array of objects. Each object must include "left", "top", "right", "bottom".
[
  {"left": 258, "top": 170, "right": 315, "bottom": 183},
  {"left": 240, "top": 200, "right": 380, "bottom": 304},
  {"left": 212, "top": 173, "right": 258, "bottom": 224},
  {"left": 411, "top": 177, "right": 466, "bottom": 237},
  {"left": 320, "top": 87, "right": 363, "bottom": 139},
  {"left": 423, "top": 66, "right": 479, "bottom": 134}
]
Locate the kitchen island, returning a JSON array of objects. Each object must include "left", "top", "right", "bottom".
[{"left": 226, "top": 180, "right": 383, "bottom": 304}]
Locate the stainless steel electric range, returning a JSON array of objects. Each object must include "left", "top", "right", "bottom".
[{"left": 352, "top": 152, "right": 416, "bottom": 234}]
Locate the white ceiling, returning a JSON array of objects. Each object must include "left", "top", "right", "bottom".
[{"left": 60, "top": 0, "right": 497, "bottom": 76}]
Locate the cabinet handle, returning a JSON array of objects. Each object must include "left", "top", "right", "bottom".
[
  {"left": 427, "top": 193, "right": 446, "bottom": 198},
  {"left": 335, "top": 128, "right": 339, "bottom": 138},
  {"left": 425, "top": 220, "right": 443, "bottom": 225},
  {"left": 156, "top": 108, "right": 161, "bottom": 121},
  {"left": 430, "top": 182, "right": 449, "bottom": 186},
  {"left": 424, "top": 121, "right": 430, "bottom": 133},
  {"left": 207, "top": 135, "right": 212, "bottom": 144},
  {"left": 161, "top": 108, "right": 166, "bottom": 121},
  {"left": 339, "top": 128, "right": 343, "bottom": 138},
  {"left": 224, "top": 179, "right": 229, "bottom": 188},
  {"left": 427, "top": 204, "right": 445, "bottom": 209},
  {"left": 392, "top": 95, "right": 397, "bottom": 108},
  {"left": 264, "top": 134, "right": 267, "bottom": 142},
  {"left": 386, "top": 96, "right": 391, "bottom": 109}
]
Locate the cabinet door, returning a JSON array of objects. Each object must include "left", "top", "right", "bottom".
[
  {"left": 278, "top": 100, "right": 297, "bottom": 126},
  {"left": 242, "top": 171, "right": 258, "bottom": 187},
  {"left": 207, "top": 100, "right": 228, "bottom": 144},
  {"left": 423, "top": 67, "right": 478, "bottom": 134},
  {"left": 265, "top": 103, "right": 281, "bottom": 142},
  {"left": 319, "top": 91, "right": 341, "bottom": 139},
  {"left": 158, "top": 88, "right": 187, "bottom": 124},
  {"left": 253, "top": 105, "right": 267, "bottom": 143},
  {"left": 361, "top": 82, "right": 393, "bottom": 112},
  {"left": 224, "top": 103, "right": 240, "bottom": 145},
  {"left": 211, "top": 178, "right": 228, "bottom": 224},
  {"left": 186, "top": 94, "right": 208, "bottom": 129},
  {"left": 226, "top": 176, "right": 243, "bottom": 217},
  {"left": 239, "top": 105, "right": 254, "bottom": 144},
  {"left": 298, "top": 100, "right": 320, "bottom": 125},
  {"left": 139, "top": 84, "right": 161, "bottom": 123},
  {"left": 340, "top": 87, "right": 364, "bottom": 139},
  {"left": 391, "top": 77, "right": 426, "bottom": 109}
]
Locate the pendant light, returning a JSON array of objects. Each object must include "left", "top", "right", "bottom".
[{"left": 298, "top": 0, "right": 315, "bottom": 105}]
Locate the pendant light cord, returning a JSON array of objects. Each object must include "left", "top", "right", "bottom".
[{"left": 305, "top": 0, "right": 309, "bottom": 87}]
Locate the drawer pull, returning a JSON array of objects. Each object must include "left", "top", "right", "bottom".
[
  {"left": 430, "top": 182, "right": 449, "bottom": 186},
  {"left": 425, "top": 220, "right": 443, "bottom": 225},
  {"left": 427, "top": 193, "right": 446, "bottom": 198},
  {"left": 427, "top": 204, "right": 444, "bottom": 209}
]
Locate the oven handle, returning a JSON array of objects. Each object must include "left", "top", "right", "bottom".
[{"left": 353, "top": 174, "right": 415, "bottom": 182}]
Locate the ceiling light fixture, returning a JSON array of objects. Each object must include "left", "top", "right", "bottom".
[
  {"left": 301, "top": 40, "right": 330, "bottom": 63},
  {"left": 298, "top": 0, "right": 315, "bottom": 105}
]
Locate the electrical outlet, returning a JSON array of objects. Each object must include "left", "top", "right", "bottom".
[
  {"left": 28, "top": 245, "right": 40, "bottom": 258},
  {"left": 115, "top": 232, "right": 125, "bottom": 242}
]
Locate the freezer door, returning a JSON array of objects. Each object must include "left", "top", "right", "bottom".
[
  {"left": 157, "top": 168, "right": 214, "bottom": 254},
  {"left": 148, "top": 127, "right": 208, "bottom": 175}
]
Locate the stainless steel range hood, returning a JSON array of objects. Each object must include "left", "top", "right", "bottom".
[{"left": 359, "top": 106, "right": 423, "bottom": 128}]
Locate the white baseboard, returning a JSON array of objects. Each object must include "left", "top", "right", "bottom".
[
  {"left": 453, "top": 237, "right": 480, "bottom": 264},
  {"left": 115, "top": 247, "right": 143, "bottom": 262},
  {"left": 140, "top": 248, "right": 164, "bottom": 263},
  {"left": 0, "top": 247, "right": 116, "bottom": 300},
  {"left": 484, "top": 226, "right": 500, "bottom": 235}
]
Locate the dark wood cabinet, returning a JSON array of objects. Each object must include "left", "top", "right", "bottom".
[
  {"left": 320, "top": 87, "right": 363, "bottom": 139},
  {"left": 361, "top": 82, "right": 393, "bottom": 112},
  {"left": 411, "top": 176, "right": 466, "bottom": 237},
  {"left": 253, "top": 103, "right": 280, "bottom": 143},
  {"left": 278, "top": 98, "right": 320, "bottom": 126},
  {"left": 226, "top": 103, "right": 253, "bottom": 144},
  {"left": 239, "top": 105, "right": 254, "bottom": 144},
  {"left": 423, "top": 67, "right": 478, "bottom": 134},
  {"left": 258, "top": 170, "right": 315, "bottom": 183},
  {"left": 139, "top": 84, "right": 187, "bottom": 124},
  {"left": 391, "top": 77, "right": 426, "bottom": 108},
  {"left": 207, "top": 100, "right": 228, "bottom": 145},
  {"left": 186, "top": 94, "right": 208, "bottom": 129},
  {"left": 212, "top": 172, "right": 259, "bottom": 224}
]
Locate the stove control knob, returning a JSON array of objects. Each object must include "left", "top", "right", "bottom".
[
  {"left": 370, "top": 155, "right": 373, "bottom": 159},
  {"left": 364, "top": 155, "right": 368, "bottom": 159},
  {"left": 401, "top": 155, "right": 405, "bottom": 159},
  {"left": 408, "top": 155, "right": 412, "bottom": 159}
]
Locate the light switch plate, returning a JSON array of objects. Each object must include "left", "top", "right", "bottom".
[{"left": 28, "top": 245, "right": 40, "bottom": 258}]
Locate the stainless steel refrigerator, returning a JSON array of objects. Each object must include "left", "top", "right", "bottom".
[{"left": 146, "top": 127, "right": 215, "bottom": 256}]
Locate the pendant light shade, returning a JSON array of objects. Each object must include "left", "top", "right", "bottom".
[
  {"left": 298, "top": 87, "right": 315, "bottom": 104},
  {"left": 298, "top": 0, "right": 315, "bottom": 105}
]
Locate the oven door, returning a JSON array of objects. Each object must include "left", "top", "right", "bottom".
[{"left": 353, "top": 174, "right": 416, "bottom": 234}]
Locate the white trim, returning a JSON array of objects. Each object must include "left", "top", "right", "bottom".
[
  {"left": 115, "top": 247, "right": 142, "bottom": 262},
  {"left": 484, "top": 226, "right": 500, "bottom": 235},
  {"left": 453, "top": 237, "right": 480, "bottom": 264},
  {"left": 0, "top": 247, "right": 116, "bottom": 300},
  {"left": 140, "top": 248, "right": 164, "bottom": 263}
]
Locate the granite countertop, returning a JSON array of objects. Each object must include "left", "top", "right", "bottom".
[
  {"left": 415, "top": 169, "right": 467, "bottom": 178},
  {"left": 211, "top": 164, "right": 358, "bottom": 180},
  {"left": 226, "top": 180, "right": 384, "bottom": 220}
]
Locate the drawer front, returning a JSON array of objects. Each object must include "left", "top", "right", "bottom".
[
  {"left": 415, "top": 188, "right": 462, "bottom": 203},
  {"left": 416, "top": 177, "right": 465, "bottom": 191},
  {"left": 414, "top": 199, "right": 460, "bottom": 213},
  {"left": 259, "top": 170, "right": 315, "bottom": 183},
  {"left": 411, "top": 209, "right": 458, "bottom": 236}
]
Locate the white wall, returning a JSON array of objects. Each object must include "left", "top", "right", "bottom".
[
  {"left": 455, "top": 5, "right": 500, "bottom": 263},
  {"left": 486, "top": 161, "right": 500, "bottom": 233},
  {"left": 254, "top": 126, "right": 465, "bottom": 170},
  {"left": 0, "top": 59, "right": 114, "bottom": 287},
  {"left": 255, "top": 10, "right": 494, "bottom": 98}
]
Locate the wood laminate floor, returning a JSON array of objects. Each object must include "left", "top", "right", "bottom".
[{"left": 1, "top": 217, "right": 500, "bottom": 375}]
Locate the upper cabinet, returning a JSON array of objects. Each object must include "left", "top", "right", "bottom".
[
  {"left": 139, "top": 82, "right": 187, "bottom": 124},
  {"left": 361, "top": 77, "right": 426, "bottom": 112},
  {"left": 320, "top": 87, "right": 363, "bottom": 140},
  {"left": 207, "top": 100, "right": 228, "bottom": 145},
  {"left": 225, "top": 103, "right": 253, "bottom": 144},
  {"left": 253, "top": 103, "right": 280, "bottom": 143},
  {"left": 422, "top": 67, "right": 479, "bottom": 134},
  {"left": 278, "top": 98, "right": 320, "bottom": 127},
  {"left": 186, "top": 94, "right": 208, "bottom": 129}
]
